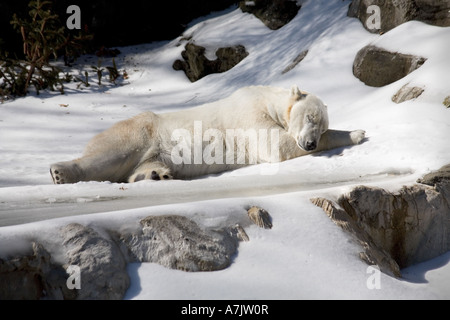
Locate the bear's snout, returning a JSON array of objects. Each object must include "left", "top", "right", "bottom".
[
  {"left": 296, "top": 139, "right": 317, "bottom": 152},
  {"left": 305, "top": 141, "right": 317, "bottom": 151}
]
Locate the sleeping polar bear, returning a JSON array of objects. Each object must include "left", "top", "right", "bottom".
[{"left": 50, "top": 85, "right": 365, "bottom": 184}]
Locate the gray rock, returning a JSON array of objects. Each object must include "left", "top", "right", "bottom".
[
  {"left": 215, "top": 46, "right": 250, "bottom": 73},
  {"left": 392, "top": 84, "right": 424, "bottom": 103},
  {"left": 414, "top": 0, "right": 450, "bottom": 26},
  {"left": 61, "top": 223, "right": 130, "bottom": 300},
  {"left": 173, "top": 43, "right": 249, "bottom": 82},
  {"left": 247, "top": 206, "right": 273, "bottom": 229},
  {"left": 348, "top": 0, "right": 450, "bottom": 34},
  {"left": 0, "top": 208, "right": 270, "bottom": 299},
  {"left": 119, "top": 215, "right": 240, "bottom": 272},
  {"left": 312, "top": 179, "right": 450, "bottom": 277},
  {"left": 353, "top": 45, "right": 426, "bottom": 87},
  {"left": 311, "top": 197, "right": 402, "bottom": 277},
  {"left": 418, "top": 164, "right": 450, "bottom": 186},
  {"left": 0, "top": 242, "right": 69, "bottom": 300},
  {"left": 239, "top": 0, "right": 301, "bottom": 30},
  {"left": 0, "top": 226, "right": 129, "bottom": 300}
]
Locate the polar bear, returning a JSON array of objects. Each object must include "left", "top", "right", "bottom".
[{"left": 50, "top": 85, "right": 365, "bottom": 184}]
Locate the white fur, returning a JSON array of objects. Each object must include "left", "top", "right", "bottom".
[{"left": 50, "top": 85, "right": 365, "bottom": 184}]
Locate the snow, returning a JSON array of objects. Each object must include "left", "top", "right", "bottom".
[{"left": 1, "top": 0, "right": 450, "bottom": 300}]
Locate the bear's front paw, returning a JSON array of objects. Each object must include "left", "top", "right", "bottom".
[{"left": 350, "top": 130, "right": 366, "bottom": 145}]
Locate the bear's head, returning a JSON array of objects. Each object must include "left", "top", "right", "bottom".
[{"left": 287, "top": 86, "right": 329, "bottom": 152}]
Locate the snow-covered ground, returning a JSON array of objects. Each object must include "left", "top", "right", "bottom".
[{"left": 1, "top": 0, "right": 449, "bottom": 300}]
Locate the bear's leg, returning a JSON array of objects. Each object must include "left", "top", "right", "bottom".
[
  {"left": 50, "top": 160, "right": 84, "bottom": 184},
  {"left": 50, "top": 151, "right": 140, "bottom": 184},
  {"left": 128, "top": 161, "right": 173, "bottom": 183},
  {"left": 317, "top": 129, "right": 366, "bottom": 152},
  {"left": 277, "top": 129, "right": 366, "bottom": 161}
]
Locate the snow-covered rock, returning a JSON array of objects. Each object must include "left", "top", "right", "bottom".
[
  {"left": 0, "top": 213, "right": 253, "bottom": 299},
  {"left": 353, "top": 45, "right": 426, "bottom": 87},
  {"left": 61, "top": 223, "right": 130, "bottom": 300},
  {"left": 348, "top": 0, "right": 450, "bottom": 33},
  {"left": 239, "top": 0, "right": 301, "bottom": 30},
  {"left": 0, "top": 242, "right": 67, "bottom": 300},
  {"left": 173, "top": 42, "right": 249, "bottom": 82},
  {"left": 312, "top": 168, "right": 450, "bottom": 277},
  {"left": 118, "top": 215, "right": 242, "bottom": 272}
]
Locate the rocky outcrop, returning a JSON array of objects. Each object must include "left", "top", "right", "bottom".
[
  {"left": 239, "top": 0, "right": 301, "bottom": 30},
  {"left": 353, "top": 45, "right": 426, "bottom": 87},
  {"left": 118, "top": 215, "right": 241, "bottom": 272},
  {"left": 0, "top": 207, "right": 270, "bottom": 300},
  {"left": 173, "top": 43, "right": 249, "bottom": 82},
  {"left": 348, "top": 0, "right": 450, "bottom": 34},
  {"left": 392, "top": 84, "right": 424, "bottom": 103},
  {"left": 312, "top": 165, "right": 450, "bottom": 277},
  {"left": 0, "top": 225, "right": 130, "bottom": 300},
  {"left": 0, "top": 242, "right": 71, "bottom": 300},
  {"left": 418, "top": 164, "right": 450, "bottom": 186},
  {"left": 61, "top": 223, "right": 130, "bottom": 300}
]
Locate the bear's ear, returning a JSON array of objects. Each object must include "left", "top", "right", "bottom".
[{"left": 290, "top": 85, "right": 303, "bottom": 101}]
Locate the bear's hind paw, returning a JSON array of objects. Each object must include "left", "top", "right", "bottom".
[
  {"left": 50, "top": 162, "right": 83, "bottom": 184},
  {"left": 128, "top": 163, "right": 173, "bottom": 183},
  {"left": 50, "top": 164, "right": 69, "bottom": 184}
]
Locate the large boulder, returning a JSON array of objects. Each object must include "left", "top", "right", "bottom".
[
  {"left": 312, "top": 165, "right": 450, "bottom": 277},
  {"left": 173, "top": 42, "right": 249, "bottom": 82},
  {"left": 348, "top": 0, "right": 450, "bottom": 34},
  {"left": 353, "top": 45, "right": 426, "bottom": 87},
  {"left": 61, "top": 223, "right": 130, "bottom": 300},
  {"left": 0, "top": 242, "right": 70, "bottom": 300},
  {"left": 239, "top": 0, "right": 301, "bottom": 30},
  {"left": 118, "top": 215, "right": 241, "bottom": 272},
  {"left": 0, "top": 224, "right": 131, "bottom": 300}
]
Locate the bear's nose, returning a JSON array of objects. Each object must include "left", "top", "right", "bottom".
[{"left": 306, "top": 141, "right": 317, "bottom": 151}]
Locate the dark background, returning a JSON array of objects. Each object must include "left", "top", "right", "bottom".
[{"left": 0, "top": 0, "right": 238, "bottom": 55}]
